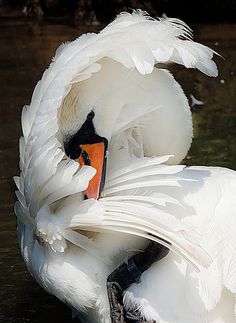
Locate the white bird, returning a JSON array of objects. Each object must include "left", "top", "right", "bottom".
[{"left": 14, "top": 11, "right": 236, "bottom": 323}]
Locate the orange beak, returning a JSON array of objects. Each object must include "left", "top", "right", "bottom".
[{"left": 76, "top": 142, "right": 107, "bottom": 200}]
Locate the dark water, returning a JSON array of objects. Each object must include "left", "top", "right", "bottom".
[{"left": 0, "top": 19, "right": 235, "bottom": 322}]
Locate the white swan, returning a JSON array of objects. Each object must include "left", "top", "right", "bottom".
[{"left": 14, "top": 11, "right": 236, "bottom": 323}]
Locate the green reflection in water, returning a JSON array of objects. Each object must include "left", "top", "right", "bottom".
[{"left": 185, "top": 110, "right": 236, "bottom": 170}]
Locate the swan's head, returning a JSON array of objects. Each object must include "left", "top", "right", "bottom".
[{"left": 62, "top": 109, "right": 109, "bottom": 200}]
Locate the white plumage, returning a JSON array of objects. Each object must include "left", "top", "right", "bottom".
[{"left": 14, "top": 11, "right": 236, "bottom": 323}]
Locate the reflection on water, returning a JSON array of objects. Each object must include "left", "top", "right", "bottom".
[
  {"left": 0, "top": 19, "right": 235, "bottom": 322},
  {"left": 188, "top": 111, "right": 236, "bottom": 170}
]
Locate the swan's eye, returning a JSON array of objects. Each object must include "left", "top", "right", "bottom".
[
  {"left": 64, "top": 140, "right": 81, "bottom": 160},
  {"left": 80, "top": 150, "right": 90, "bottom": 166}
]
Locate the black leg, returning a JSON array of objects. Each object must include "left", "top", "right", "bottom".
[
  {"left": 107, "top": 281, "right": 126, "bottom": 323},
  {"left": 107, "top": 242, "right": 169, "bottom": 323},
  {"left": 125, "top": 309, "right": 156, "bottom": 323}
]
